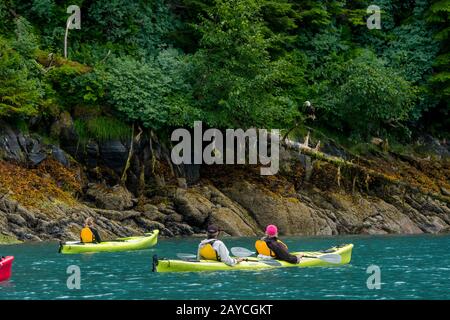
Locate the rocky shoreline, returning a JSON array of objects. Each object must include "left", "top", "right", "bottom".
[{"left": 1, "top": 119, "right": 449, "bottom": 243}]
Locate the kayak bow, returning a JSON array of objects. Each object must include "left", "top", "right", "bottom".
[{"left": 0, "top": 256, "right": 14, "bottom": 282}]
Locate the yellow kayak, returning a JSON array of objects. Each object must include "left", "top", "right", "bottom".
[
  {"left": 59, "top": 230, "right": 159, "bottom": 254},
  {"left": 153, "top": 243, "right": 353, "bottom": 272}
]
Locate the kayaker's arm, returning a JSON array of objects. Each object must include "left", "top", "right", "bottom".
[
  {"left": 214, "top": 241, "right": 238, "bottom": 266},
  {"left": 91, "top": 228, "right": 102, "bottom": 243}
]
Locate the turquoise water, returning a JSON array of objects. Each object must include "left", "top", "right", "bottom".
[{"left": 0, "top": 234, "right": 449, "bottom": 300}]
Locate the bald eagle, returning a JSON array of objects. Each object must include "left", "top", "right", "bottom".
[{"left": 303, "top": 101, "right": 316, "bottom": 120}]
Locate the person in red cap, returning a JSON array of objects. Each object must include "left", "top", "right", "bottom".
[
  {"left": 197, "top": 225, "right": 244, "bottom": 266},
  {"left": 255, "top": 225, "right": 303, "bottom": 264}
]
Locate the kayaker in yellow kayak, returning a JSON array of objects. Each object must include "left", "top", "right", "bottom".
[
  {"left": 255, "top": 225, "right": 303, "bottom": 264},
  {"left": 197, "top": 225, "right": 243, "bottom": 266},
  {"left": 80, "top": 217, "right": 102, "bottom": 243}
]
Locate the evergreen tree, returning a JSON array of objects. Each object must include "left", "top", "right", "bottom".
[{"left": 0, "top": 36, "right": 42, "bottom": 117}]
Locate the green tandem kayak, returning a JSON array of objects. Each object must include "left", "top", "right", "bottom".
[
  {"left": 59, "top": 230, "right": 159, "bottom": 254},
  {"left": 153, "top": 243, "right": 353, "bottom": 272}
]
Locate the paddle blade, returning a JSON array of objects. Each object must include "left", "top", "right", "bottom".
[
  {"left": 317, "top": 254, "right": 342, "bottom": 264},
  {"left": 177, "top": 253, "right": 197, "bottom": 260},
  {"left": 231, "top": 247, "right": 255, "bottom": 258}
]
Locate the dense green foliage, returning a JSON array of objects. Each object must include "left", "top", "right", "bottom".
[
  {"left": 0, "top": 36, "right": 42, "bottom": 117},
  {"left": 316, "top": 50, "right": 418, "bottom": 139},
  {"left": 188, "top": 0, "right": 305, "bottom": 128},
  {"left": 0, "top": 0, "right": 448, "bottom": 142},
  {"left": 100, "top": 51, "right": 196, "bottom": 129},
  {"left": 427, "top": 0, "right": 450, "bottom": 97}
]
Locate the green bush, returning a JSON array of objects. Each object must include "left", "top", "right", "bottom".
[
  {"left": 12, "top": 16, "right": 39, "bottom": 59},
  {"left": 100, "top": 50, "right": 197, "bottom": 129},
  {"left": 0, "top": 36, "right": 43, "bottom": 117},
  {"left": 316, "top": 50, "right": 417, "bottom": 138},
  {"left": 44, "top": 58, "right": 93, "bottom": 108}
]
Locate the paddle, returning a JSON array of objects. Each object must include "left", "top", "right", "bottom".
[
  {"left": 301, "top": 254, "right": 342, "bottom": 264},
  {"left": 177, "top": 253, "right": 197, "bottom": 260},
  {"left": 231, "top": 247, "right": 257, "bottom": 258},
  {"left": 176, "top": 253, "right": 281, "bottom": 267},
  {"left": 244, "top": 258, "right": 281, "bottom": 266},
  {"left": 231, "top": 247, "right": 342, "bottom": 264}
]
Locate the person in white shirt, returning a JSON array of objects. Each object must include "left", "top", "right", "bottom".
[{"left": 197, "top": 225, "right": 243, "bottom": 266}]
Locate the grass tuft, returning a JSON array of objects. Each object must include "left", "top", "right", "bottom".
[{"left": 74, "top": 116, "right": 131, "bottom": 144}]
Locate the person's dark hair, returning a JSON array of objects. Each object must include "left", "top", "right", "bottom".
[{"left": 206, "top": 225, "right": 219, "bottom": 239}]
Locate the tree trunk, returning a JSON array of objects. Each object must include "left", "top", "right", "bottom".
[
  {"left": 121, "top": 124, "right": 143, "bottom": 185},
  {"left": 149, "top": 129, "right": 156, "bottom": 175}
]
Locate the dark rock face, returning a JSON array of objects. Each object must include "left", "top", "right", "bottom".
[
  {"left": 416, "top": 134, "right": 450, "bottom": 159},
  {"left": 0, "top": 125, "right": 28, "bottom": 163},
  {"left": 52, "top": 116, "right": 202, "bottom": 190},
  {"left": 85, "top": 142, "right": 99, "bottom": 168},
  {"left": 28, "top": 151, "right": 46, "bottom": 165},
  {"left": 26, "top": 137, "right": 46, "bottom": 165},
  {"left": 0, "top": 122, "right": 69, "bottom": 167},
  {"left": 51, "top": 146, "right": 69, "bottom": 167},
  {"left": 183, "top": 164, "right": 201, "bottom": 185},
  {"left": 99, "top": 140, "right": 128, "bottom": 174}
]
